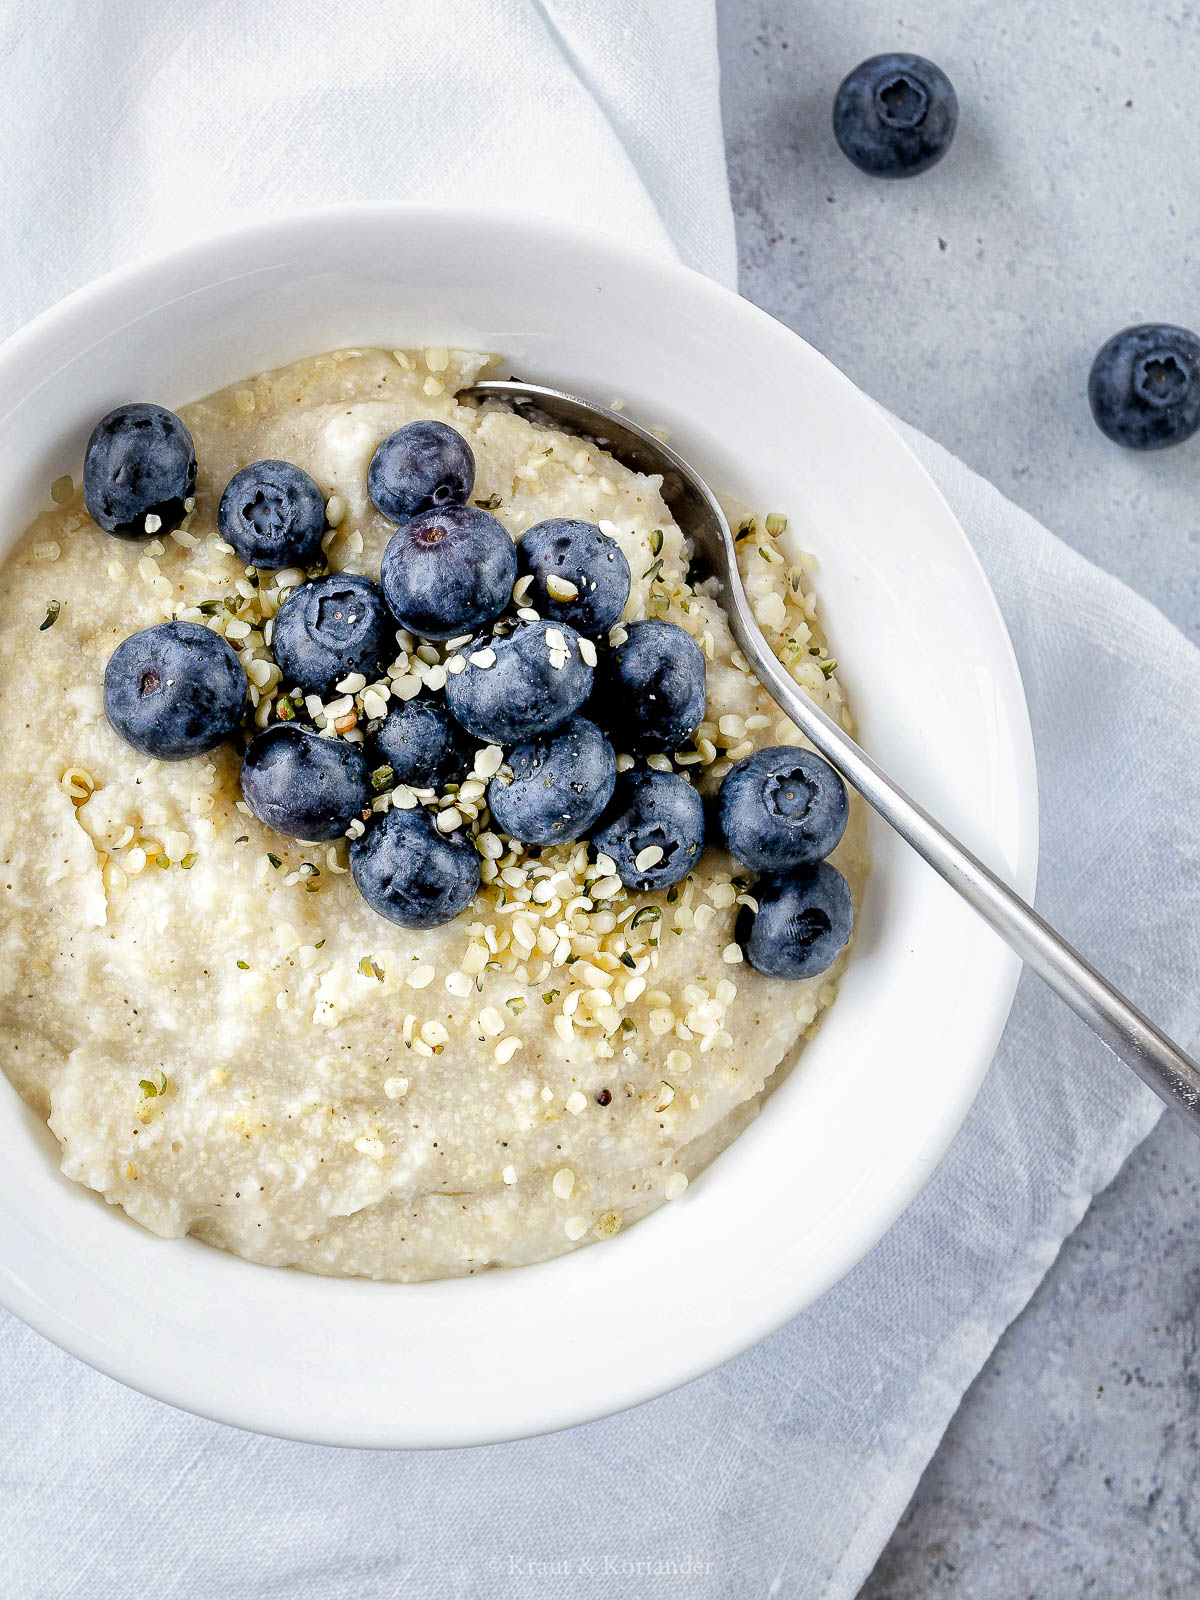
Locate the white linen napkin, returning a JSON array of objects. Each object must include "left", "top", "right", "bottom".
[{"left": 1, "top": 3, "right": 1193, "bottom": 1597}]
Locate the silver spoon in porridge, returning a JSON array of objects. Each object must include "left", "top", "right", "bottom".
[{"left": 466, "top": 379, "right": 1200, "bottom": 1134}]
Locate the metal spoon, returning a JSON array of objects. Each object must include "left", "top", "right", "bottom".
[{"left": 466, "top": 377, "right": 1200, "bottom": 1134}]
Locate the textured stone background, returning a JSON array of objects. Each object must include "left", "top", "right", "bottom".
[{"left": 717, "top": 2, "right": 1200, "bottom": 1593}]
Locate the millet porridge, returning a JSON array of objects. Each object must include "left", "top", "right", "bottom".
[{"left": 0, "top": 347, "right": 866, "bottom": 1281}]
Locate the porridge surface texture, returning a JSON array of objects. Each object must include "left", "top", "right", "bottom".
[{"left": 0, "top": 348, "right": 865, "bottom": 1280}]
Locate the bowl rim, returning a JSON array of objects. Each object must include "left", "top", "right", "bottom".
[{"left": 0, "top": 202, "right": 1038, "bottom": 1447}]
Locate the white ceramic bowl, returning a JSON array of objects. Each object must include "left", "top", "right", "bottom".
[{"left": 0, "top": 205, "right": 1037, "bottom": 1448}]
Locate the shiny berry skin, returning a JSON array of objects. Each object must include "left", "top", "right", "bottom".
[
  {"left": 104, "top": 621, "right": 246, "bottom": 760},
  {"left": 833, "top": 54, "right": 958, "bottom": 178},
  {"left": 591, "top": 768, "right": 705, "bottom": 891},
  {"left": 1088, "top": 324, "right": 1200, "bottom": 450},
  {"left": 717, "top": 746, "right": 848, "bottom": 872},
  {"left": 737, "top": 862, "right": 854, "bottom": 979},
  {"left": 217, "top": 459, "right": 327, "bottom": 569},
  {"left": 592, "top": 619, "right": 706, "bottom": 753},
  {"left": 271, "top": 572, "right": 392, "bottom": 695},
  {"left": 367, "top": 420, "right": 475, "bottom": 522},
  {"left": 350, "top": 805, "right": 480, "bottom": 929},
  {"left": 516, "top": 518, "right": 631, "bottom": 636},
  {"left": 371, "top": 695, "right": 472, "bottom": 790},
  {"left": 487, "top": 716, "right": 617, "bottom": 845},
  {"left": 444, "top": 619, "right": 593, "bottom": 744},
  {"left": 380, "top": 503, "right": 516, "bottom": 641},
  {"left": 240, "top": 723, "right": 369, "bottom": 841},
  {"left": 83, "top": 403, "right": 197, "bottom": 539}
]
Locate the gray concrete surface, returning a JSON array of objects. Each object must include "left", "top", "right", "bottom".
[
  {"left": 717, "top": 1, "right": 1200, "bottom": 1593},
  {"left": 860, "top": 1112, "right": 1200, "bottom": 1600},
  {"left": 720, "top": 0, "right": 1200, "bottom": 649}
]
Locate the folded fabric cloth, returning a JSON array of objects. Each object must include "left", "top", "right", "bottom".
[{"left": 1, "top": 3, "right": 1192, "bottom": 1597}]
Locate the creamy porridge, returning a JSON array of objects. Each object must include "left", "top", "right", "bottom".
[{"left": 0, "top": 347, "right": 866, "bottom": 1281}]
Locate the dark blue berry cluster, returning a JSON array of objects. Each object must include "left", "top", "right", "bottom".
[{"left": 90, "top": 401, "right": 850, "bottom": 975}]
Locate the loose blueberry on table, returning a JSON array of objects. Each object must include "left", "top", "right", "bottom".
[
  {"left": 1088, "top": 324, "right": 1200, "bottom": 451},
  {"left": 833, "top": 53, "right": 958, "bottom": 178},
  {"left": 89, "top": 401, "right": 853, "bottom": 979}
]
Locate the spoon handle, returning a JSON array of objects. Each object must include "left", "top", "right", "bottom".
[{"left": 731, "top": 604, "right": 1200, "bottom": 1132}]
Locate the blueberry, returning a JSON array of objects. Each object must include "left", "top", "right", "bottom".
[
  {"left": 367, "top": 420, "right": 475, "bottom": 522},
  {"left": 737, "top": 862, "right": 853, "bottom": 979},
  {"left": 271, "top": 572, "right": 392, "bottom": 695},
  {"left": 833, "top": 54, "right": 957, "bottom": 178},
  {"left": 371, "top": 695, "right": 472, "bottom": 790},
  {"left": 83, "top": 403, "right": 197, "bottom": 539},
  {"left": 717, "top": 746, "right": 848, "bottom": 872},
  {"left": 217, "top": 459, "right": 327, "bottom": 569},
  {"left": 591, "top": 769, "right": 705, "bottom": 891},
  {"left": 592, "top": 620, "right": 706, "bottom": 753},
  {"left": 487, "top": 716, "right": 617, "bottom": 845},
  {"left": 240, "top": 723, "right": 369, "bottom": 841},
  {"left": 104, "top": 620, "right": 246, "bottom": 760},
  {"left": 350, "top": 805, "right": 480, "bottom": 929},
  {"left": 380, "top": 503, "right": 516, "bottom": 641},
  {"left": 444, "top": 619, "right": 593, "bottom": 744},
  {"left": 1088, "top": 324, "right": 1200, "bottom": 450},
  {"left": 516, "top": 518, "right": 631, "bottom": 636}
]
